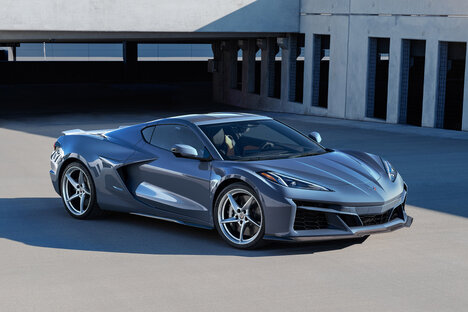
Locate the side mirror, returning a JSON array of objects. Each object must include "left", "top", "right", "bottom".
[
  {"left": 171, "top": 144, "right": 199, "bottom": 159},
  {"left": 308, "top": 131, "right": 322, "bottom": 144},
  {"left": 171, "top": 144, "right": 211, "bottom": 161}
]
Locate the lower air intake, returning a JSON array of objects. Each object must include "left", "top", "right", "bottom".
[
  {"left": 359, "top": 209, "right": 392, "bottom": 226},
  {"left": 294, "top": 208, "right": 328, "bottom": 231}
]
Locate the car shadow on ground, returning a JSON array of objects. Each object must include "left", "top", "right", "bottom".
[{"left": 0, "top": 197, "right": 368, "bottom": 257}]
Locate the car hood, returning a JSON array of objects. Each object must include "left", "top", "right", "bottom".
[{"left": 250, "top": 150, "right": 389, "bottom": 192}]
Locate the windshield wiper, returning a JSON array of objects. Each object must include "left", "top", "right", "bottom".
[{"left": 289, "top": 151, "right": 323, "bottom": 158}]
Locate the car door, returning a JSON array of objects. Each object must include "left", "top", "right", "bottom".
[{"left": 131, "top": 123, "right": 213, "bottom": 224}]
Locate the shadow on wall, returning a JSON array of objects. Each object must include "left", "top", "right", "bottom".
[
  {"left": 0, "top": 197, "right": 366, "bottom": 256},
  {"left": 195, "top": 0, "right": 300, "bottom": 33}
]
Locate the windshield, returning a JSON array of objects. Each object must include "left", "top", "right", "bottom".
[{"left": 199, "top": 119, "right": 326, "bottom": 161}]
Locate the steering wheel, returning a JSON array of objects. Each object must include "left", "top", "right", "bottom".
[{"left": 260, "top": 142, "right": 274, "bottom": 150}]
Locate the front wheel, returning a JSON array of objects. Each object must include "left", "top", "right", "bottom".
[{"left": 214, "top": 183, "right": 265, "bottom": 249}]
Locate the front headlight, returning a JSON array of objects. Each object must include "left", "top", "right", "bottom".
[
  {"left": 382, "top": 159, "right": 397, "bottom": 182},
  {"left": 258, "top": 171, "right": 332, "bottom": 191}
]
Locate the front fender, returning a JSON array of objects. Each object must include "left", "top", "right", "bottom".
[{"left": 210, "top": 163, "right": 293, "bottom": 235}]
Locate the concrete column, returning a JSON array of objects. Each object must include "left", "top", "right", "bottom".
[
  {"left": 240, "top": 39, "right": 256, "bottom": 94},
  {"left": 7, "top": 46, "right": 16, "bottom": 61},
  {"left": 386, "top": 37, "right": 402, "bottom": 124},
  {"left": 222, "top": 40, "right": 238, "bottom": 90},
  {"left": 123, "top": 41, "right": 138, "bottom": 81},
  {"left": 462, "top": 46, "right": 468, "bottom": 131},
  {"left": 258, "top": 38, "right": 277, "bottom": 98},
  {"left": 211, "top": 42, "right": 224, "bottom": 104},
  {"left": 278, "top": 35, "right": 297, "bottom": 103},
  {"left": 302, "top": 33, "right": 314, "bottom": 108},
  {"left": 421, "top": 39, "right": 440, "bottom": 128}
]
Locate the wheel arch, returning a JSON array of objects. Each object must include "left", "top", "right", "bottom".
[
  {"left": 57, "top": 156, "right": 90, "bottom": 194},
  {"left": 212, "top": 176, "right": 261, "bottom": 214}
]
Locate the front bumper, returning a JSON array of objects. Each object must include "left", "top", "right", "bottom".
[
  {"left": 264, "top": 190, "right": 413, "bottom": 242},
  {"left": 265, "top": 215, "right": 413, "bottom": 241}
]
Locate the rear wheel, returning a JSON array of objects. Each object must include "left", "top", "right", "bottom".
[
  {"left": 214, "top": 183, "right": 265, "bottom": 249},
  {"left": 60, "top": 162, "right": 102, "bottom": 219}
]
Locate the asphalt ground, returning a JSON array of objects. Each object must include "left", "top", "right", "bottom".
[{"left": 1, "top": 109, "right": 467, "bottom": 311}]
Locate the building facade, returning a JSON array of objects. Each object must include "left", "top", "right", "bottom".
[
  {"left": 1, "top": 0, "right": 468, "bottom": 131},
  {"left": 215, "top": 0, "right": 468, "bottom": 131}
]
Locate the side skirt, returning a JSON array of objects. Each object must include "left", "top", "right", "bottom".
[{"left": 129, "top": 212, "right": 214, "bottom": 230}]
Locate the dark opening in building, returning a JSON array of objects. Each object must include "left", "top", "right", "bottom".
[
  {"left": 399, "top": 39, "right": 426, "bottom": 126},
  {"left": 436, "top": 42, "right": 466, "bottom": 130},
  {"left": 236, "top": 49, "right": 243, "bottom": 90},
  {"left": 0, "top": 42, "right": 213, "bottom": 114},
  {"left": 366, "top": 37, "right": 390, "bottom": 119},
  {"left": 294, "top": 34, "right": 305, "bottom": 103},
  {"left": 312, "top": 34, "right": 330, "bottom": 108}
]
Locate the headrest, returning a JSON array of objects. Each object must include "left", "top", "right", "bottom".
[{"left": 212, "top": 128, "right": 225, "bottom": 146}]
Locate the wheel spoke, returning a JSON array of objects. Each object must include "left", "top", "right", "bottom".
[
  {"left": 246, "top": 216, "right": 260, "bottom": 228},
  {"left": 239, "top": 222, "right": 246, "bottom": 242},
  {"left": 227, "top": 194, "right": 240, "bottom": 212},
  {"left": 79, "top": 194, "right": 85, "bottom": 213},
  {"left": 220, "top": 217, "right": 238, "bottom": 224},
  {"left": 67, "top": 193, "right": 79, "bottom": 202},
  {"left": 78, "top": 171, "right": 84, "bottom": 186},
  {"left": 82, "top": 186, "right": 91, "bottom": 195},
  {"left": 65, "top": 173, "right": 79, "bottom": 190},
  {"left": 241, "top": 196, "right": 254, "bottom": 212}
]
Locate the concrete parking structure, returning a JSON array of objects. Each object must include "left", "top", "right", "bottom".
[{"left": 2, "top": 1, "right": 468, "bottom": 130}]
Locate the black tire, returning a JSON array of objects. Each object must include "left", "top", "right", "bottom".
[
  {"left": 60, "top": 161, "right": 103, "bottom": 219},
  {"left": 214, "top": 182, "right": 265, "bottom": 249}
]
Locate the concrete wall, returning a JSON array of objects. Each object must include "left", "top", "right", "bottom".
[
  {"left": 218, "top": 0, "right": 468, "bottom": 131},
  {"left": 299, "top": 0, "right": 468, "bottom": 131},
  {"left": 0, "top": 0, "right": 299, "bottom": 34}
]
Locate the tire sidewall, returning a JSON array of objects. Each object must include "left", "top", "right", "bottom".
[
  {"left": 214, "top": 182, "right": 265, "bottom": 249},
  {"left": 60, "top": 161, "right": 98, "bottom": 219}
]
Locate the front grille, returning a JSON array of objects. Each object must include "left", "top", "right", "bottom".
[
  {"left": 360, "top": 209, "right": 392, "bottom": 226},
  {"left": 294, "top": 208, "right": 328, "bottom": 231}
]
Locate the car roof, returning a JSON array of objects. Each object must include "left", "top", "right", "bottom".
[{"left": 158, "top": 112, "right": 272, "bottom": 126}]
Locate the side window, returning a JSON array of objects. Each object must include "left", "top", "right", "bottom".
[
  {"left": 149, "top": 124, "right": 207, "bottom": 157},
  {"left": 141, "top": 126, "right": 155, "bottom": 143}
]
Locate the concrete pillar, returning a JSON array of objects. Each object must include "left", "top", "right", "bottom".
[
  {"left": 462, "top": 46, "right": 468, "bottom": 131},
  {"left": 422, "top": 39, "right": 440, "bottom": 128},
  {"left": 302, "top": 33, "right": 314, "bottom": 108},
  {"left": 278, "top": 35, "right": 297, "bottom": 103},
  {"left": 211, "top": 42, "right": 224, "bottom": 104},
  {"left": 222, "top": 40, "right": 238, "bottom": 90},
  {"left": 240, "top": 39, "right": 256, "bottom": 94},
  {"left": 123, "top": 41, "right": 138, "bottom": 81},
  {"left": 257, "top": 38, "right": 277, "bottom": 98},
  {"left": 7, "top": 46, "right": 16, "bottom": 61},
  {"left": 386, "top": 37, "right": 402, "bottom": 124}
]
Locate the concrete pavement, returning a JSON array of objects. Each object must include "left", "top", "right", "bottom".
[{"left": 1, "top": 110, "right": 467, "bottom": 311}]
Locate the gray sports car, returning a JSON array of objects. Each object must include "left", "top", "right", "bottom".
[{"left": 50, "top": 112, "right": 412, "bottom": 248}]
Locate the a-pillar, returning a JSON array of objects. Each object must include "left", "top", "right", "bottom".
[
  {"left": 123, "top": 41, "right": 138, "bottom": 81},
  {"left": 278, "top": 35, "right": 298, "bottom": 103},
  {"left": 257, "top": 38, "right": 277, "bottom": 98},
  {"left": 463, "top": 46, "right": 468, "bottom": 131},
  {"left": 239, "top": 39, "right": 256, "bottom": 94}
]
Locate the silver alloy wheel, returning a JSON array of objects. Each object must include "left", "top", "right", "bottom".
[
  {"left": 217, "top": 188, "right": 263, "bottom": 245},
  {"left": 62, "top": 166, "right": 92, "bottom": 216}
]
